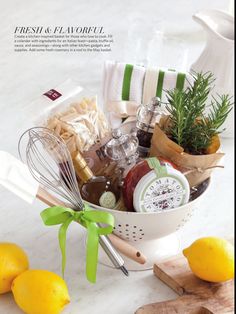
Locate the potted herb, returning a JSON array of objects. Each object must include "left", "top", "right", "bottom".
[{"left": 150, "top": 72, "right": 233, "bottom": 187}]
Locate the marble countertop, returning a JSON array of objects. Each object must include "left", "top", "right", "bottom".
[{"left": 0, "top": 0, "right": 234, "bottom": 313}]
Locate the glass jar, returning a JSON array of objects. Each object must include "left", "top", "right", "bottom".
[
  {"left": 105, "top": 128, "right": 139, "bottom": 181},
  {"left": 122, "top": 157, "right": 190, "bottom": 212}
]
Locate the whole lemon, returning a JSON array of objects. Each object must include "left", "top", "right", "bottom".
[
  {"left": 0, "top": 242, "right": 29, "bottom": 294},
  {"left": 12, "top": 269, "right": 70, "bottom": 314},
  {"left": 183, "top": 237, "right": 234, "bottom": 282}
]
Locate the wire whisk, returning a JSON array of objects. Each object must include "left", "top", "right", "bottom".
[
  {"left": 19, "top": 127, "right": 83, "bottom": 209},
  {"left": 18, "top": 127, "right": 128, "bottom": 276}
]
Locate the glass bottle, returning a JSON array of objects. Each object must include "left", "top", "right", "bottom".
[
  {"left": 136, "top": 96, "right": 164, "bottom": 157},
  {"left": 73, "top": 152, "right": 120, "bottom": 209}
]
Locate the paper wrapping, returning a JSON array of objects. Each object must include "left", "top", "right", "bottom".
[{"left": 150, "top": 123, "right": 224, "bottom": 187}]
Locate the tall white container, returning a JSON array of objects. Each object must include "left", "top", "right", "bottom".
[{"left": 191, "top": 10, "right": 234, "bottom": 138}]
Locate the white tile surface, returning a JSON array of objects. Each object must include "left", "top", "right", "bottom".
[{"left": 0, "top": 1, "right": 234, "bottom": 314}]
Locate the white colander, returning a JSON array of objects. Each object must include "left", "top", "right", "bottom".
[{"left": 90, "top": 179, "right": 210, "bottom": 270}]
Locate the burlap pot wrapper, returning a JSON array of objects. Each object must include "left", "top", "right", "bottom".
[{"left": 150, "top": 124, "right": 224, "bottom": 187}]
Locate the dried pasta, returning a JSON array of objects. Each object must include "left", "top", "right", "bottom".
[{"left": 46, "top": 96, "right": 109, "bottom": 154}]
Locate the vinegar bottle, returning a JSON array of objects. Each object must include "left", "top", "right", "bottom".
[{"left": 73, "top": 152, "right": 120, "bottom": 209}]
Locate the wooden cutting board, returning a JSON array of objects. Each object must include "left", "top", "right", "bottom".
[{"left": 135, "top": 255, "right": 234, "bottom": 314}]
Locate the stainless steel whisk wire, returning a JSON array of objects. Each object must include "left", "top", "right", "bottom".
[
  {"left": 19, "top": 128, "right": 83, "bottom": 208},
  {"left": 18, "top": 127, "right": 128, "bottom": 276}
]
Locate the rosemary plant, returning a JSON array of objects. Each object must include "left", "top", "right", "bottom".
[{"left": 165, "top": 72, "right": 233, "bottom": 155}]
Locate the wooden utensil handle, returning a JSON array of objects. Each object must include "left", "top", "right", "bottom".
[
  {"left": 109, "top": 233, "right": 147, "bottom": 265},
  {"left": 36, "top": 187, "right": 146, "bottom": 265},
  {"left": 37, "top": 187, "right": 66, "bottom": 207}
]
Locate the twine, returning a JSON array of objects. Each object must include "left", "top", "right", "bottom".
[{"left": 183, "top": 165, "right": 224, "bottom": 175}]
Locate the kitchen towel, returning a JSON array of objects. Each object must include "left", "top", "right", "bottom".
[
  {"left": 103, "top": 62, "right": 193, "bottom": 121},
  {"left": 103, "top": 61, "right": 146, "bottom": 117},
  {"left": 142, "top": 68, "right": 193, "bottom": 105}
]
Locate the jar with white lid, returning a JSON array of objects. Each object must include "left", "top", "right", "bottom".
[{"left": 123, "top": 157, "right": 190, "bottom": 212}]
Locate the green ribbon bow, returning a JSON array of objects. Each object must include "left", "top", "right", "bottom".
[{"left": 40, "top": 203, "right": 114, "bottom": 283}]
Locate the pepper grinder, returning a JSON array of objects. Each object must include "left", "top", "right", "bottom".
[{"left": 136, "top": 97, "right": 164, "bottom": 157}]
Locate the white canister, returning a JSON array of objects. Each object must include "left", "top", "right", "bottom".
[{"left": 133, "top": 158, "right": 190, "bottom": 213}]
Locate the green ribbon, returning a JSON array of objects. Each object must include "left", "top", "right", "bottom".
[
  {"left": 147, "top": 157, "right": 168, "bottom": 178},
  {"left": 40, "top": 203, "right": 114, "bottom": 283}
]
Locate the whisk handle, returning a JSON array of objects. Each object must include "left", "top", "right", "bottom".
[{"left": 98, "top": 233, "right": 125, "bottom": 268}]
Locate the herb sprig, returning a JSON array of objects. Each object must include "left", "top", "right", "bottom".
[{"left": 165, "top": 72, "right": 233, "bottom": 155}]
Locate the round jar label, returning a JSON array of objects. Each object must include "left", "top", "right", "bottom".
[
  {"left": 133, "top": 170, "right": 189, "bottom": 212},
  {"left": 99, "top": 191, "right": 116, "bottom": 209}
]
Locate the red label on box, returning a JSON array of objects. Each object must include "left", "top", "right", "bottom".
[{"left": 43, "top": 89, "right": 62, "bottom": 101}]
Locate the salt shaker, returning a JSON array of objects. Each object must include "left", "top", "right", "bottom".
[{"left": 136, "top": 97, "right": 164, "bottom": 157}]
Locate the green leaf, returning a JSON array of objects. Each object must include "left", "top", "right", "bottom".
[{"left": 165, "top": 72, "right": 233, "bottom": 154}]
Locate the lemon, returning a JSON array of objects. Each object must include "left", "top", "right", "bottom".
[
  {"left": 183, "top": 237, "right": 234, "bottom": 282},
  {"left": 12, "top": 269, "right": 70, "bottom": 314},
  {"left": 0, "top": 242, "right": 29, "bottom": 294}
]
